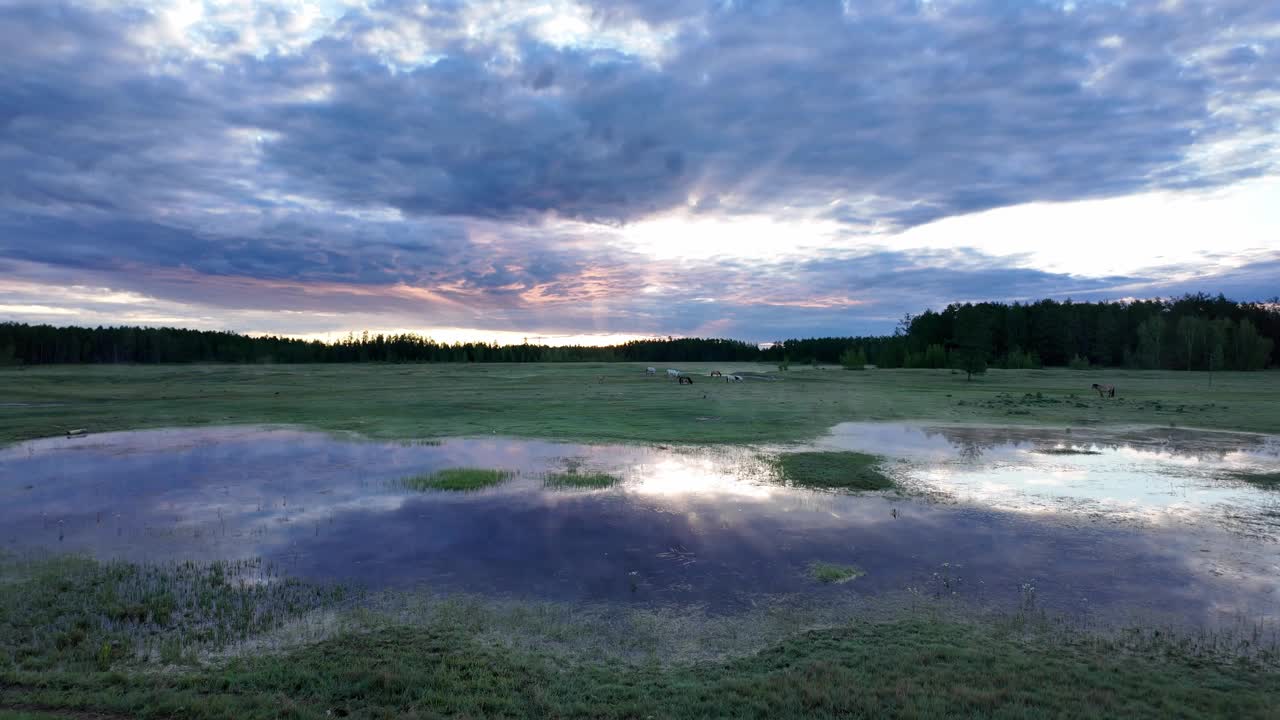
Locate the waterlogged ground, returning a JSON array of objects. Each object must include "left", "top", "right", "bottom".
[
  {"left": 821, "top": 423, "right": 1280, "bottom": 529},
  {"left": 1, "top": 425, "right": 1277, "bottom": 628}
]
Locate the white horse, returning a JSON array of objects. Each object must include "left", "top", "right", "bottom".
[
  {"left": 667, "top": 369, "right": 682, "bottom": 380},
  {"left": 646, "top": 367, "right": 656, "bottom": 375},
  {"left": 726, "top": 374, "right": 743, "bottom": 382}
]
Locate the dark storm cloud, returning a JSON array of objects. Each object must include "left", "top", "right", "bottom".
[
  {"left": 0, "top": 0, "right": 1277, "bottom": 338},
  {"left": 8, "top": 0, "right": 1275, "bottom": 226}
]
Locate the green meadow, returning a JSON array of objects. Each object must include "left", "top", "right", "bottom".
[
  {"left": 3, "top": 363, "right": 1278, "bottom": 447},
  {"left": 3, "top": 364, "right": 1279, "bottom": 718}
]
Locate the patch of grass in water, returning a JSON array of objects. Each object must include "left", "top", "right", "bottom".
[
  {"left": 773, "top": 451, "right": 894, "bottom": 491},
  {"left": 399, "top": 468, "right": 512, "bottom": 491},
  {"left": 0, "top": 555, "right": 348, "bottom": 672},
  {"left": 808, "top": 561, "right": 865, "bottom": 584},
  {"left": 544, "top": 470, "right": 621, "bottom": 489},
  {"left": 1229, "top": 470, "right": 1280, "bottom": 489},
  {"left": 1034, "top": 447, "right": 1103, "bottom": 456}
]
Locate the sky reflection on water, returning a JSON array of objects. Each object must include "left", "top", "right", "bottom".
[
  {"left": 821, "top": 423, "right": 1280, "bottom": 523},
  {"left": 1, "top": 426, "right": 1276, "bottom": 627}
]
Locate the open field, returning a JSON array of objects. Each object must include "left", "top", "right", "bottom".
[
  {"left": 3, "top": 364, "right": 1279, "bottom": 717},
  {"left": 3, "top": 363, "right": 1279, "bottom": 447}
]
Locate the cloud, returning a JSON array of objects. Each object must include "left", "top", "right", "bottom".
[{"left": 0, "top": 0, "right": 1277, "bottom": 340}]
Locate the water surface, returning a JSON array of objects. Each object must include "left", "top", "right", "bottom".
[
  {"left": 821, "top": 423, "right": 1280, "bottom": 528},
  {"left": 1, "top": 425, "right": 1276, "bottom": 628}
]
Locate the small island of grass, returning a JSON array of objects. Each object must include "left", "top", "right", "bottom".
[
  {"left": 808, "top": 561, "right": 865, "bottom": 584},
  {"left": 1230, "top": 470, "right": 1280, "bottom": 489},
  {"left": 1034, "top": 447, "right": 1103, "bottom": 456},
  {"left": 544, "top": 470, "right": 621, "bottom": 489},
  {"left": 399, "top": 468, "right": 512, "bottom": 491},
  {"left": 773, "top": 451, "right": 894, "bottom": 491}
]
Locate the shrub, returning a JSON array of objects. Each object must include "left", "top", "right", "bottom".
[{"left": 839, "top": 348, "right": 868, "bottom": 370}]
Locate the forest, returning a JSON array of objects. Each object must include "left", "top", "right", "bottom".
[
  {"left": 1, "top": 294, "right": 1275, "bottom": 370},
  {"left": 769, "top": 294, "right": 1278, "bottom": 371}
]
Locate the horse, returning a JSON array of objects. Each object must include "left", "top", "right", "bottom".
[
  {"left": 646, "top": 367, "right": 656, "bottom": 375},
  {"left": 710, "top": 370, "right": 723, "bottom": 377},
  {"left": 1091, "top": 383, "right": 1116, "bottom": 398},
  {"left": 726, "top": 374, "right": 743, "bottom": 383},
  {"left": 667, "top": 369, "right": 681, "bottom": 380},
  {"left": 678, "top": 376, "right": 694, "bottom": 385}
]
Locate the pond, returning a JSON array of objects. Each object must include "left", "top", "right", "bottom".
[
  {"left": 1, "top": 425, "right": 1276, "bottom": 628},
  {"left": 821, "top": 423, "right": 1280, "bottom": 529}
]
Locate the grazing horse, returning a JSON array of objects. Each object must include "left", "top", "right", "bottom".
[
  {"left": 646, "top": 367, "right": 657, "bottom": 375},
  {"left": 667, "top": 369, "right": 682, "bottom": 380},
  {"left": 726, "top": 374, "right": 743, "bottom": 383},
  {"left": 678, "top": 376, "right": 694, "bottom": 385},
  {"left": 1091, "top": 383, "right": 1116, "bottom": 398},
  {"left": 710, "top": 370, "right": 723, "bottom": 377}
]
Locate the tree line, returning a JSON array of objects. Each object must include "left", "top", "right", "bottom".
[
  {"left": 0, "top": 294, "right": 1275, "bottom": 370},
  {"left": 0, "top": 324, "right": 760, "bottom": 365},
  {"left": 765, "top": 294, "right": 1277, "bottom": 371}
]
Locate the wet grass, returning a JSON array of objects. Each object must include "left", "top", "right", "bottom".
[
  {"left": 1230, "top": 470, "right": 1280, "bottom": 489},
  {"left": 0, "top": 555, "right": 349, "bottom": 672},
  {"left": 543, "top": 470, "right": 622, "bottom": 488},
  {"left": 808, "top": 561, "right": 865, "bottom": 584},
  {"left": 398, "top": 467, "right": 511, "bottom": 491},
  {"left": 2, "top": 557, "right": 1278, "bottom": 719},
  {"left": 774, "top": 451, "right": 894, "bottom": 491},
  {"left": 4, "top": 364, "right": 1280, "bottom": 447}
]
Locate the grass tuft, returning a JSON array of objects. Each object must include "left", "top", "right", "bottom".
[
  {"left": 808, "top": 562, "right": 865, "bottom": 584},
  {"left": 773, "top": 451, "right": 894, "bottom": 491},
  {"left": 543, "top": 470, "right": 621, "bottom": 489},
  {"left": 1229, "top": 470, "right": 1280, "bottom": 489},
  {"left": 0, "top": 555, "right": 348, "bottom": 672},
  {"left": 398, "top": 468, "right": 512, "bottom": 491}
]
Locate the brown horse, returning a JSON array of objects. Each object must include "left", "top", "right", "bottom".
[
  {"left": 678, "top": 376, "right": 694, "bottom": 385},
  {"left": 710, "top": 370, "right": 723, "bottom": 377},
  {"left": 1091, "top": 383, "right": 1116, "bottom": 398}
]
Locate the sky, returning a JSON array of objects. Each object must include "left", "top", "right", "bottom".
[{"left": 0, "top": 0, "right": 1277, "bottom": 345}]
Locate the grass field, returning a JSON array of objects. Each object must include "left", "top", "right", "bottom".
[
  {"left": 2, "top": 556, "right": 1277, "bottom": 720},
  {"left": 3, "top": 363, "right": 1279, "bottom": 447},
  {"left": 3, "top": 364, "right": 1279, "bottom": 717}
]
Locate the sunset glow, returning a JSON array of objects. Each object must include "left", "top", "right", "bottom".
[{"left": 2, "top": 0, "right": 1277, "bottom": 342}]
